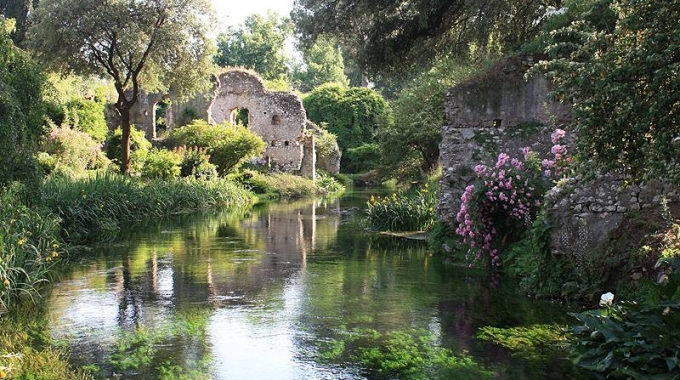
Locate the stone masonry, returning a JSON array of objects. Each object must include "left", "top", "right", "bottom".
[
  {"left": 438, "top": 57, "right": 571, "bottom": 223},
  {"left": 128, "top": 69, "right": 344, "bottom": 178}
]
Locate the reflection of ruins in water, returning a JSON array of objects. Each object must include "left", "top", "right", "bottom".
[
  {"left": 204, "top": 198, "right": 341, "bottom": 305},
  {"left": 47, "top": 198, "right": 343, "bottom": 375}
]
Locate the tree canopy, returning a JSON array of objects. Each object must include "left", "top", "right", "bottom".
[
  {"left": 0, "top": 18, "right": 45, "bottom": 186},
  {"left": 303, "top": 83, "right": 392, "bottom": 172},
  {"left": 292, "top": 0, "right": 562, "bottom": 75},
  {"left": 539, "top": 0, "right": 680, "bottom": 182},
  {"left": 214, "top": 11, "right": 293, "bottom": 82},
  {"left": 378, "top": 56, "right": 477, "bottom": 177},
  {"left": 29, "top": 0, "right": 215, "bottom": 173},
  {"left": 292, "top": 36, "right": 349, "bottom": 92}
]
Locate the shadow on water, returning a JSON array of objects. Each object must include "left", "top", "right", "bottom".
[{"left": 46, "top": 192, "right": 579, "bottom": 379}]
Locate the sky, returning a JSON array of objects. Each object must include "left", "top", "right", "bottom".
[{"left": 210, "top": 0, "right": 295, "bottom": 30}]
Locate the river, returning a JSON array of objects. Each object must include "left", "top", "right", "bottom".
[{"left": 46, "top": 191, "right": 575, "bottom": 379}]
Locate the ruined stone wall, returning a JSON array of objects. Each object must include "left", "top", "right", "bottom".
[
  {"left": 128, "top": 69, "right": 342, "bottom": 177},
  {"left": 207, "top": 70, "right": 308, "bottom": 173},
  {"left": 545, "top": 176, "right": 679, "bottom": 259},
  {"left": 439, "top": 57, "right": 571, "bottom": 223},
  {"left": 439, "top": 57, "right": 679, "bottom": 266}
]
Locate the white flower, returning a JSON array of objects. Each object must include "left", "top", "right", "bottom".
[{"left": 599, "top": 292, "right": 615, "bottom": 307}]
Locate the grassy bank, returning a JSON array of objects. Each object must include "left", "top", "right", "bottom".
[
  {"left": 232, "top": 170, "right": 345, "bottom": 202},
  {"left": 40, "top": 173, "right": 254, "bottom": 243}
]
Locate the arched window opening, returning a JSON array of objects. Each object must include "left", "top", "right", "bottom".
[
  {"left": 272, "top": 114, "right": 282, "bottom": 125},
  {"left": 154, "top": 100, "right": 170, "bottom": 139},
  {"left": 271, "top": 140, "right": 276, "bottom": 147},
  {"left": 230, "top": 108, "right": 250, "bottom": 127},
  {"left": 284, "top": 141, "right": 290, "bottom": 146}
]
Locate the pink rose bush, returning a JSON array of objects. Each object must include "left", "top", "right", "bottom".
[{"left": 455, "top": 129, "right": 570, "bottom": 268}]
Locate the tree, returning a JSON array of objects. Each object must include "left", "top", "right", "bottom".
[
  {"left": 28, "top": 0, "right": 215, "bottom": 173},
  {"left": 292, "top": 36, "right": 349, "bottom": 92},
  {"left": 303, "top": 83, "right": 393, "bottom": 172},
  {"left": 378, "top": 56, "right": 477, "bottom": 178},
  {"left": 538, "top": 0, "right": 680, "bottom": 182},
  {"left": 292, "top": 0, "right": 562, "bottom": 76},
  {"left": 0, "top": 0, "right": 38, "bottom": 45},
  {"left": 214, "top": 11, "right": 292, "bottom": 81},
  {"left": 0, "top": 18, "right": 45, "bottom": 186}
]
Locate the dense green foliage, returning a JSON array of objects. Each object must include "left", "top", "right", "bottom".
[
  {"left": 167, "top": 120, "right": 266, "bottom": 175},
  {"left": 63, "top": 98, "right": 109, "bottom": 142},
  {"left": 366, "top": 184, "right": 437, "bottom": 232},
  {"left": 292, "top": 36, "right": 349, "bottom": 92},
  {"left": 303, "top": 84, "right": 393, "bottom": 173},
  {"left": 0, "top": 0, "right": 35, "bottom": 45},
  {"left": 29, "top": 0, "right": 215, "bottom": 173},
  {"left": 570, "top": 292, "right": 680, "bottom": 378},
  {"left": 105, "top": 126, "right": 152, "bottom": 175},
  {"left": 214, "top": 11, "right": 292, "bottom": 81},
  {"left": 379, "top": 57, "right": 477, "bottom": 177},
  {"left": 292, "top": 0, "right": 560, "bottom": 75},
  {"left": 539, "top": 0, "right": 680, "bottom": 183},
  {"left": 41, "top": 125, "right": 107, "bottom": 177},
  {"left": 40, "top": 173, "right": 254, "bottom": 243},
  {"left": 0, "top": 19, "right": 45, "bottom": 187},
  {"left": 0, "top": 184, "right": 63, "bottom": 313},
  {"left": 141, "top": 149, "right": 181, "bottom": 180}
]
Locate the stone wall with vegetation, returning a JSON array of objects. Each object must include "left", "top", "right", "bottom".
[
  {"left": 438, "top": 57, "right": 571, "bottom": 223},
  {"left": 546, "top": 175, "right": 679, "bottom": 263}
]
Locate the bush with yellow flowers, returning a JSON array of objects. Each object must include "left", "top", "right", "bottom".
[{"left": 0, "top": 183, "right": 63, "bottom": 313}]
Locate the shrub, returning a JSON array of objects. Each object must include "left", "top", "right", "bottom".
[
  {"left": 303, "top": 83, "right": 393, "bottom": 173},
  {"left": 0, "top": 18, "right": 47, "bottom": 187},
  {"left": 455, "top": 129, "right": 570, "bottom": 268},
  {"left": 141, "top": 149, "right": 181, "bottom": 180},
  {"left": 366, "top": 183, "right": 437, "bottom": 232},
  {"left": 167, "top": 120, "right": 266, "bottom": 175},
  {"left": 105, "top": 126, "right": 151, "bottom": 174},
  {"left": 345, "top": 143, "right": 380, "bottom": 173},
  {"left": 313, "top": 127, "right": 339, "bottom": 161},
  {"left": 569, "top": 289, "right": 680, "bottom": 379},
  {"left": 42, "top": 125, "right": 105, "bottom": 176},
  {"left": 0, "top": 183, "right": 63, "bottom": 313},
  {"left": 175, "top": 146, "right": 217, "bottom": 180},
  {"left": 64, "top": 98, "right": 109, "bottom": 142},
  {"left": 315, "top": 170, "right": 345, "bottom": 195}
]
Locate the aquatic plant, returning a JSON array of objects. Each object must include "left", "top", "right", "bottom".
[
  {"left": 365, "top": 183, "right": 437, "bottom": 232},
  {"left": 317, "top": 328, "right": 493, "bottom": 380},
  {"left": 569, "top": 291, "right": 680, "bottom": 379},
  {"left": 315, "top": 170, "right": 345, "bottom": 195}
]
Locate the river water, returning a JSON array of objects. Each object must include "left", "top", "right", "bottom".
[{"left": 46, "top": 191, "right": 574, "bottom": 379}]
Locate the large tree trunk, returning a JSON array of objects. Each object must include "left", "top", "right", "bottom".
[{"left": 119, "top": 107, "right": 132, "bottom": 174}]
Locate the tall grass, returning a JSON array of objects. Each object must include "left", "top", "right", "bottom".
[
  {"left": 40, "top": 173, "right": 254, "bottom": 242},
  {"left": 365, "top": 183, "right": 438, "bottom": 232},
  {"left": 0, "top": 183, "right": 63, "bottom": 313},
  {"left": 0, "top": 305, "right": 93, "bottom": 380}
]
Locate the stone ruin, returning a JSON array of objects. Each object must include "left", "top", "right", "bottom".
[
  {"left": 438, "top": 56, "right": 678, "bottom": 266},
  {"left": 128, "top": 68, "right": 341, "bottom": 178},
  {"left": 438, "top": 56, "right": 572, "bottom": 223}
]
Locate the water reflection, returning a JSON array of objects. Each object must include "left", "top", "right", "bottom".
[{"left": 47, "top": 194, "right": 570, "bottom": 379}]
